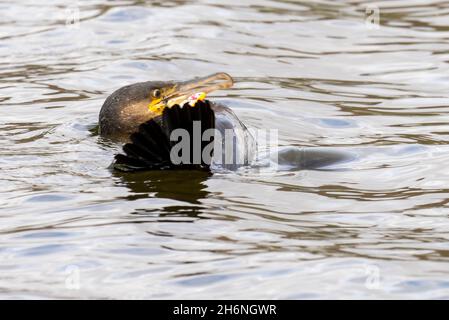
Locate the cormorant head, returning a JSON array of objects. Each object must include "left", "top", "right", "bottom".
[
  {"left": 147, "top": 72, "right": 233, "bottom": 115},
  {"left": 99, "top": 72, "right": 233, "bottom": 141}
]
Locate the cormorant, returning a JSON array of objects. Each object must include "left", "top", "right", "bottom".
[
  {"left": 99, "top": 73, "right": 255, "bottom": 171},
  {"left": 100, "top": 72, "right": 354, "bottom": 172}
]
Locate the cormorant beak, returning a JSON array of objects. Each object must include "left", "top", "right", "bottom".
[{"left": 149, "top": 72, "right": 233, "bottom": 115}]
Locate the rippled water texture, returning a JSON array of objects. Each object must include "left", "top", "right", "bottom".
[{"left": 2, "top": 0, "right": 449, "bottom": 299}]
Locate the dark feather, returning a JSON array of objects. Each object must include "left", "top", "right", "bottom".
[{"left": 113, "top": 100, "right": 215, "bottom": 172}]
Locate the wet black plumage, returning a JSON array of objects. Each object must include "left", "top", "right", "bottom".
[{"left": 113, "top": 100, "right": 215, "bottom": 172}]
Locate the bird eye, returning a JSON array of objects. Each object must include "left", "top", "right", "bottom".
[{"left": 152, "top": 89, "right": 161, "bottom": 99}]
